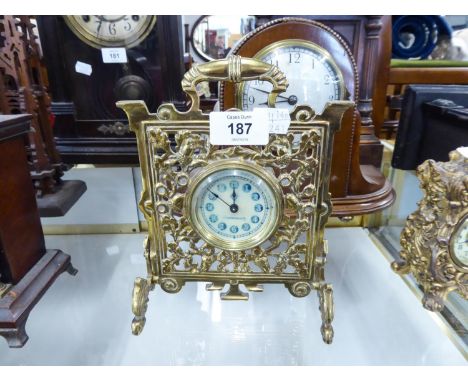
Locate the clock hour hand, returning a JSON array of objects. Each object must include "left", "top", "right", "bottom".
[
  {"left": 230, "top": 188, "right": 239, "bottom": 213},
  {"left": 259, "top": 95, "right": 298, "bottom": 106},
  {"left": 251, "top": 87, "right": 289, "bottom": 101}
]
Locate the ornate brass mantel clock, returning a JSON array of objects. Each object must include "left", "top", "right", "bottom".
[
  {"left": 117, "top": 56, "right": 353, "bottom": 344},
  {"left": 393, "top": 149, "right": 467, "bottom": 312}
]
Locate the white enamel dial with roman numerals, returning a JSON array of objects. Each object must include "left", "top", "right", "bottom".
[
  {"left": 238, "top": 39, "right": 345, "bottom": 115},
  {"left": 64, "top": 15, "right": 157, "bottom": 49}
]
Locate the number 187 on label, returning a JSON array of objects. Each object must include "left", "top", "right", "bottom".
[
  {"left": 210, "top": 111, "right": 268, "bottom": 146},
  {"left": 228, "top": 122, "right": 252, "bottom": 135}
]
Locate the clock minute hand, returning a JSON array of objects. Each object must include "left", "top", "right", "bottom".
[
  {"left": 208, "top": 190, "right": 230, "bottom": 208},
  {"left": 259, "top": 100, "right": 291, "bottom": 105}
]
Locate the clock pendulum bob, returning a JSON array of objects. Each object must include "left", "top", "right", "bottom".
[
  {"left": 392, "top": 149, "right": 468, "bottom": 312},
  {"left": 117, "top": 56, "right": 353, "bottom": 344}
]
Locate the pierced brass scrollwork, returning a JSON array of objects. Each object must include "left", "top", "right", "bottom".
[
  {"left": 393, "top": 149, "right": 468, "bottom": 311},
  {"left": 118, "top": 55, "right": 353, "bottom": 344}
]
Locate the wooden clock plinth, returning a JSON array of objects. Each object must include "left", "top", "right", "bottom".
[
  {"left": 0, "top": 115, "right": 77, "bottom": 347},
  {"left": 0, "top": 250, "right": 76, "bottom": 347}
]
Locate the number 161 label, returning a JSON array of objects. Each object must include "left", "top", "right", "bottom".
[
  {"left": 209, "top": 111, "right": 269, "bottom": 145},
  {"left": 101, "top": 47, "right": 128, "bottom": 63}
]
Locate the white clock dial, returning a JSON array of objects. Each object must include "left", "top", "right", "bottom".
[
  {"left": 451, "top": 217, "right": 468, "bottom": 268},
  {"left": 186, "top": 162, "right": 282, "bottom": 250},
  {"left": 64, "top": 15, "right": 156, "bottom": 48},
  {"left": 238, "top": 39, "right": 345, "bottom": 115}
]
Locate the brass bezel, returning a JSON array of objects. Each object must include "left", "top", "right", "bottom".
[
  {"left": 63, "top": 15, "right": 157, "bottom": 49},
  {"left": 184, "top": 159, "right": 284, "bottom": 251},
  {"left": 236, "top": 39, "right": 346, "bottom": 112},
  {"left": 449, "top": 213, "right": 468, "bottom": 272}
]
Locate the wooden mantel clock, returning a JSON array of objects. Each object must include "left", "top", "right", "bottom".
[
  {"left": 220, "top": 17, "right": 395, "bottom": 217},
  {"left": 118, "top": 56, "right": 353, "bottom": 344},
  {"left": 37, "top": 15, "right": 187, "bottom": 164}
]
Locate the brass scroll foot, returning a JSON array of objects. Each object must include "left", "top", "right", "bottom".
[
  {"left": 391, "top": 260, "right": 410, "bottom": 275},
  {"left": 131, "top": 277, "right": 152, "bottom": 335},
  {"left": 317, "top": 284, "right": 334, "bottom": 344}
]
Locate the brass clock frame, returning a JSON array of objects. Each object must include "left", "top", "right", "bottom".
[
  {"left": 236, "top": 39, "right": 346, "bottom": 113},
  {"left": 117, "top": 55, "right": 353, "bottom": 344},
  {"left": 393, "top": 149, "right": 468, "bottom": 312},
  {"left": 184, "top": 159, "right": 284, "bottom": 251},
  {"left": 63, "top": 15, "right": 157, "bottom": 49}
]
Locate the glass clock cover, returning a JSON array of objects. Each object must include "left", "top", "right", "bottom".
[
  {"left": 64, "top": 15, "right": 156, "bottom": 48},
  {"left": 186, "top": 161, "right": 282, "bottom": 251},
  {"left": 238, "top": 39, "right": 345, "bottom": 115}
]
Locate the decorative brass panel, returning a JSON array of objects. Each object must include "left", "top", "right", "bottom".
[
  {"left": 117, "top": 55, "right": 353, "bottom": 344},
  {"left": 393, "top": 149, "right": 468, "bottom": 311}
]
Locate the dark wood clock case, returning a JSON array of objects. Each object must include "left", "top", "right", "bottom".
[
  {"left": 220, "top": 17, "right": 395, "bottom": 217},
  {"left": 37, "top": 15, "right": 187, "bottom": 164}
]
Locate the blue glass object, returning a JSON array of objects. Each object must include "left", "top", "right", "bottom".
[
  {"left": 218, "top": 222, "right": 227, "bottom": 230},
  {"left": 251, "top": 216, "right": 259, "bottom": 224},
  {"left": 242, "top": 223, "right": 250, "bottom": 231},
  {"left": 251, "top": 192, "right": 260, "bottom": 201},
  {"left": 206, "top": 203, "right": 214, "bottom": 211},
  {"left": 209, "top": 214, "right": 218, "bottom": 223},
  {"left": 208, "top": 192, "right": 216, "bottom": 200},
  {"left": 230, "top": 180, "right": 239, "bottom": 189},
  {"left": 230, "top": 225, "right": 239, "bottom": 233},
  {"left": 254, "top": 204, "right": 263, "bottom": 212},
  {"left": 242, "top": 183, "right": 252, "bottom": 192}
]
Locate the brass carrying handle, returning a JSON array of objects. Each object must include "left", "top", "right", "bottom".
[{"left": 181, "top": 55, "right": 289, "bottom": 112}]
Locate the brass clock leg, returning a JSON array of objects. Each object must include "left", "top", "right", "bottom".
[
  {"left": 422, "top": 285, "right": 456, "bottom": 312},
  {"left": 220, "top": 281, "right": 249, "bottom": 301},
  {"left": 317, "top": 284, "right": 334, "bottom": 344},
  {"left": 131, "top": 277, "right": 152, "bottom": 335}
]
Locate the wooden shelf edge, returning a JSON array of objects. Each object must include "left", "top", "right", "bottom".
[{"left": 331, "top": 180, "right": 396, "bottom": 217}]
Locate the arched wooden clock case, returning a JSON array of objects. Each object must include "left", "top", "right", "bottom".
[{"left": 220, "top": 17, "right": 395, "bottom": 217}]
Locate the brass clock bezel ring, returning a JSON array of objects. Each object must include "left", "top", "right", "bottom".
[{"left": 184, "top": 159, "right": 284, "bottom": 251}]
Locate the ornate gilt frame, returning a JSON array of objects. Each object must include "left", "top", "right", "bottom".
[
  {"left": 393, "top": 149, "right": 468, "bottom": 311},
  {"left": 117, "top": 55, "right": 353, "bottom": 344}
]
